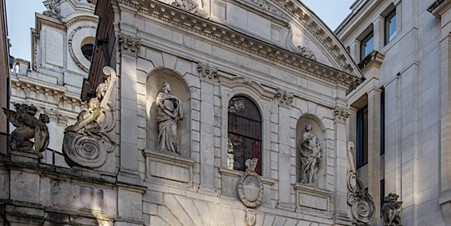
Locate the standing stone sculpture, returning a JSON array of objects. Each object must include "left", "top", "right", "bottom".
[
  {"left": 299, "top": 122, "right": 322, "bottom": 185},
  {"left": 155, "top": 82, "right": 183, "bottom": 155},
  {"left": 63, "top": 66, "right": 117, "bottom": 168},
  {"left": 347, "top": 142, "right": 375, "bottom": 225},
  {"left": 381, "top": 193, "right": 403, "bottom": 226},
  {"left": 3, "top": 104, "right": 50, "bottom": 157}
]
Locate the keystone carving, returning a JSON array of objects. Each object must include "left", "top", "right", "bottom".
[
  {"left": 3, "top": 104, "right": 50, "bottom": 157},
  {"left": 274, "top": 88, "right": 294, "bottom": 106},
  {"left": 347, "top": 142, "right": 375, "bottom": 224},
  {"left": 197, "top": 62, "right": 218, "bottom": 81},
  {"left": 63, "top": 66, "right": 117, "bottom": 168}
]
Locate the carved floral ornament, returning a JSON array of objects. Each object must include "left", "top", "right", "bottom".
[
  {"left": 334, "top": 106, "right": 350, "bottom": 123},
  {"left": 118, "top": 34, "right": 141, "bottom": 54},
  {"left": 197, "top": 62, "right": 218, "bottom": 81},
  {"left": 119, "top": 0, "right": 362, "bottom": 92},
  {"left": 274, "top": 88, "right": 293, "bottom": 106}
]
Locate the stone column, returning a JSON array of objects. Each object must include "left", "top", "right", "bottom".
[
  {"left": 199, "top": 76, "right": 215, "bottom": 189},
  {"left": 367, "top": 88, "right": 381, "bottom": 217},
  {"left": 277, "top": 104, "right": 293, "bottom": 209},
  {"left": 372, "top": 16, "right": 384, "bottom": 51},
  {"left": 349, "top": 40, "right": 361, "bottom": 62},
  {"left": 334, "top": 106, "right": 351, "bottom": 224},
  {"left": 118, "top": 33, "right": 141, "bottom": 179},
  {"left": 440, "top": 33, "right": 451, "bottom": 225}
]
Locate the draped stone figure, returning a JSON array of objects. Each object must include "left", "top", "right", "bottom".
[
  {"left": 155, "top": 82, "right": 183, "bottom": 154},
  {"left": 299, "top": 122, "right": 322, "bottom": 184}
]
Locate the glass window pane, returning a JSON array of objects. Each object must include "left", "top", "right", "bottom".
[
  {"left": 228, "top": 96, "right": 262, "bottom": 174},
  {"left": 361, "top": 33, "right": 374, "bottom": 60},
  {"left": 385, "top": 11, "right": 396, "bottom": 44}
]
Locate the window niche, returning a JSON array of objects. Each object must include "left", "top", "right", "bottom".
[
  {"left": 296, "top": 115, "right": 326, "bottom": 189},
  {"left": 145, "top": 68, "right": 191, "bottom": 158},
  {"left": 227, "top": 96, "right": 262, "bottom": 175}
]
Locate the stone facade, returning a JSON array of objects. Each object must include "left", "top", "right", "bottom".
[
  {"left": 337, "top": 0, "right": 451, "bottom": 225},
  {"left": 0, "top": 0, "right": 364, "bottom": 225}
]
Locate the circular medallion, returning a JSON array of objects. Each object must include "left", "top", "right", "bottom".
[{"left": 237, "top": 159, "right": 264, "bottom": 208}]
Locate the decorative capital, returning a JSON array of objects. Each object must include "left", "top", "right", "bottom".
[
  {"left": 274, "top": 88, "right": 294, "bottom": 106},
  {"left": 197, "top": 62, "right": 218, "bottom": 81},
  {"left": 334, "top": 107, "right": 349, "bottom": 123},
  {"left": 118, "top": 34, "right": 141, "bottom": 55}
]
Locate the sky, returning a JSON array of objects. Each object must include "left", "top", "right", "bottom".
[{"left": 5, "top": 0, "right": 354, "bottom": 61}]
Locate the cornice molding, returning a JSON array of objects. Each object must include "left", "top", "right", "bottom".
[{"left": 117, "top": 0, "right": 362, "bottom": 93}]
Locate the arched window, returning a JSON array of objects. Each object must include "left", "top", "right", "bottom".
[{"left": 227, "top": 96, "right": 262, "bottom": 175}]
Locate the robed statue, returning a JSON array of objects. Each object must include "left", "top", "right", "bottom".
[
  {"left": 3, "top": 103, "right": 50, "bottom": 157},
  {"left": 155, "top": 82, "right": 183, "bottom": 154},
  {"left": 299, "top": 122, "right": 322, "bottom": 184}
]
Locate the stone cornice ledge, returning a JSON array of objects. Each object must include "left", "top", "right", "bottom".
[
  {"left": 117, "top": 0, "right": 363, "bottom": 93},
  {"left": 219, "top": 167, "right": 275, "bottom": 185}
]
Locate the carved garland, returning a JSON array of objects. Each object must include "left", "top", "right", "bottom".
[{"left": 62, "top": 66, "right": 117, "bottom": 168}]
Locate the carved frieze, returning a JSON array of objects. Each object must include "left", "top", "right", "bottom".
[
  {"left": 197, "top": 62, "right": 218, "bottom": 81},
  {"left": 119, "top": 0, "right": 362, "bottom": 92},
  {"left": 118, "top": 34, "right": 141, "bottom": 55},
  {"left": 238, "top": 158, "right": 264, "bottom": 208},
  {"left": 347, "top": 142, "right": 375, "bottom": 224},
  {"left": 3, "top": 104, "right": 50, "bottom": 157},
  {"left": 62, "top": 66, "right": 117, "bottom": 168},
  {"left": 171, "top": 0, "right": 198, "bottom": 14},
  {"left": 274, "top": 88, "right": 293, "bottom": 106},
  {"left": 334, "top": 107, "right": 349, "bottom": 124}
]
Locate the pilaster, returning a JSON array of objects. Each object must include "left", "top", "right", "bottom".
[
  {"left": 367, "top": 88, "right": 382, "bottom": 217},
  {"left": 118, "top": 33, "right": 141, "bottom": 177}
]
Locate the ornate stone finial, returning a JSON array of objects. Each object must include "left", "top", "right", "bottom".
[
  {"left": 155, "top": 82, "right": 183, "bottom": 155},
  {"left": 334, "top": 107, "right": 350, "bottom": 123},
  {"left": 3, "top": 104, "right": 50, "bottom": 158},
  {"left": 43, "top": 0, "right": 62, "bottom": 20},
  {"left": 197, "top": 62, "right": 218, "bottom": 81},
  {"left": 238, "top": 158, "right": 264, "bottom": 208},
  {"left": 62, "top": 66, "right": 117, "bottom": 168},
  {"left": 274, "top": 88, "right": 294, "bottom": 106},
  {"left": 299, "top": 122, "right": 322, "bottom": 185},
  {"left": 171, "top": 0, "right": 198, "bottom": 13},
  {"left": 347, "top": 142, "right": 376, "bottom": 224},
  {"left": 118, "top": 34, "right": 141, "bottom": 55},
  {"left": 381, "top": 193, "right": 403, "bottom": 226}
]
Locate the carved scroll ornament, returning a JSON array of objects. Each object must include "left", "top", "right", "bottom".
[
  {"left": 347, "top": 142, "right": 375, "bottom": 224},
  {"left": 62, "top": 66, "right": 117, "bottom": 168}
]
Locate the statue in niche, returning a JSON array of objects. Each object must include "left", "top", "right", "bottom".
[
  {"left": 299, "top": 122, "right": 322, "bottom": 185},
  {"left": 155, "top": 82, "right": 183, "bottom": 155},
  {"left": 381, "top": 193, "right": 403, "bottom": 226},
  {"left": 3, "top": 104, "right": 50, "bottom": 157}
]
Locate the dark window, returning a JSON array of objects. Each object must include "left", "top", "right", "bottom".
[
  {"left": 385, "top": 10, "right": 396, "bottom": 44},
  {"left": 356, "top": 105, "right": 368, "bottom": 168},
  {"left": 81, "top": 43, "right": 94, "bottom": 61},
  {"left": 360, "top": 32, "right": 374, "bottom": 61},
  {"left": 380, "top": 89, "right": 385, "bottom": 155},
  {"left": 228, "top": 96, "right": 262, "bottom": 175}
]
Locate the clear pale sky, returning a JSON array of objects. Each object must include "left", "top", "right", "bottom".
[{"left": 5, "top": 0, "right": 354, "bottom": 61}]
